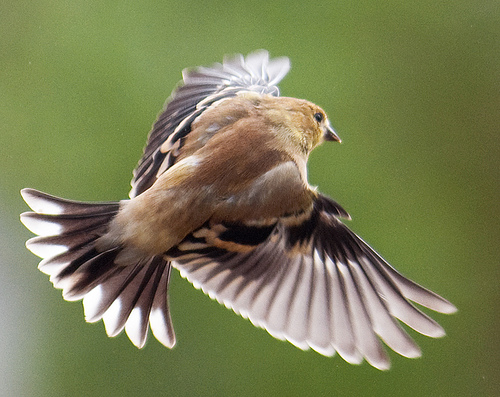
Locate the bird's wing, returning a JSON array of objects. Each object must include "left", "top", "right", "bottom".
[
  {"left": 169, "top": 194, "right": 456, "bottom": 370},
  {"left": 130, "top": 50, "right": 290, "bottom": 198}
]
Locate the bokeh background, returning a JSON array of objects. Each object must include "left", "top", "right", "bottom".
[{"left": 1, "top": 1, "right": 498, "bottom": 396}]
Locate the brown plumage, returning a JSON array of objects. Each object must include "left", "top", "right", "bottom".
[{"left": 20, "top": 50, "right": 456, "bottom": 370}]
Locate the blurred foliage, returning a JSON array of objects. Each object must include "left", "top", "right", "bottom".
[{"left": 1, "top": 1, "right": 498, "bottom": 396}]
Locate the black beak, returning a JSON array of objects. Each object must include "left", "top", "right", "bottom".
[{"left": 323, "top": 124, "right": 341, "bottom": 143}]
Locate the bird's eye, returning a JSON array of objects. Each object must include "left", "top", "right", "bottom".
[{"left": 314, "top": 112, "right": 323, "bottom": 123}]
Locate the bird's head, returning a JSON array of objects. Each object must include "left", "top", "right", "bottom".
[{"left": 266, "top": 97, "right": 341, "bottom": 154}]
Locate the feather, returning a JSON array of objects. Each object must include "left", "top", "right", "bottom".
[{"left": 171, "top": 194, "right": 456, "bottom": 369}]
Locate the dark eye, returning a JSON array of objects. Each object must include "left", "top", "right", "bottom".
[{"left": 314, "top": 112, "right": 323, "bottom": 123}]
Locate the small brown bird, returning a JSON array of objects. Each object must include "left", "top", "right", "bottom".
[{"left": 20, "top": 50, "right": 456, "bottom": 370}]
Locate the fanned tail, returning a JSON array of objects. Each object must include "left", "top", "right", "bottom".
[{"left": 20, "top": 188, "right": 176, "bottom": 348}]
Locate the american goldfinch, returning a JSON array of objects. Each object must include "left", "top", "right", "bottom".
[{"left": 20, "top": 50, "right": 456, "bottom": 370}]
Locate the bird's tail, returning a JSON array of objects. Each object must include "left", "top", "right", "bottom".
[{"left": 20, "top": 188, "right": 175, "bottom": 349}]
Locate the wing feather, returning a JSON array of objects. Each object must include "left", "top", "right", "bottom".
[
  {"left": 130, "top": 50, "right": 290, "bottom": 197},
  {"left": 171, "top": 194, "right": 455, "bottom": 369}
]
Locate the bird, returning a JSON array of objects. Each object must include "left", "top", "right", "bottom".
[{"left": 20, "top": 50, "right": 456, "bottom": 370}]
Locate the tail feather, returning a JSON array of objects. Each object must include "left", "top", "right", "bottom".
[
  {"left": 22, "top": 212, "right": 117, "bottom": 236},
  {"left": 100, "top": 258, "right": 168, "bottom": 347},
  {"left": 37, "top": 241, "right": 97, "bottom": 280},
  {"left": 83, "top": 257, "right": 175, "bottom": 348},
  {"left": 26, "top": 230, "right": 102, "bottom": 259},
  {"left": 20, "top": 188, "right": 176, "bottom": 349},
  {"left": 21, "top": 188, "right": 120, "bottom": 215},
  {"left": 126, "top": 258, "right": 171, "bottom": 347},
  {"left": 60, "top": 247, "right": 122, "bottom": 300}
]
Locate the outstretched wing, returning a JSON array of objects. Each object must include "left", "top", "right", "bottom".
[
  {"left": 130, "top": 50, "right": 291, "bottom": 197},
  {"left": 169, "top": 194, "right": 456, "bottom": 370}
]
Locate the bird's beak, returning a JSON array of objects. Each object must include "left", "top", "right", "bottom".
[{"left": 323, "top": 124, "right": 341, "bottom": 143}]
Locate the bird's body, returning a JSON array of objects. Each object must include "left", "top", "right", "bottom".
[
  {"left": 106, "top": 92, "right": 327, "bottom": 257},
  {"left": 21, "top": 51, "right": 455, "bottom": 370}
]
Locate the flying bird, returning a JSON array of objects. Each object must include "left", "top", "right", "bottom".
[{"left": 20, "top": 50, "right": 456, "bottom": 370}]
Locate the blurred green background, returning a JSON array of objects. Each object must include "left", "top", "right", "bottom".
[{"left": 1, "top": 1, "right": 498, "bottom": 396}]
